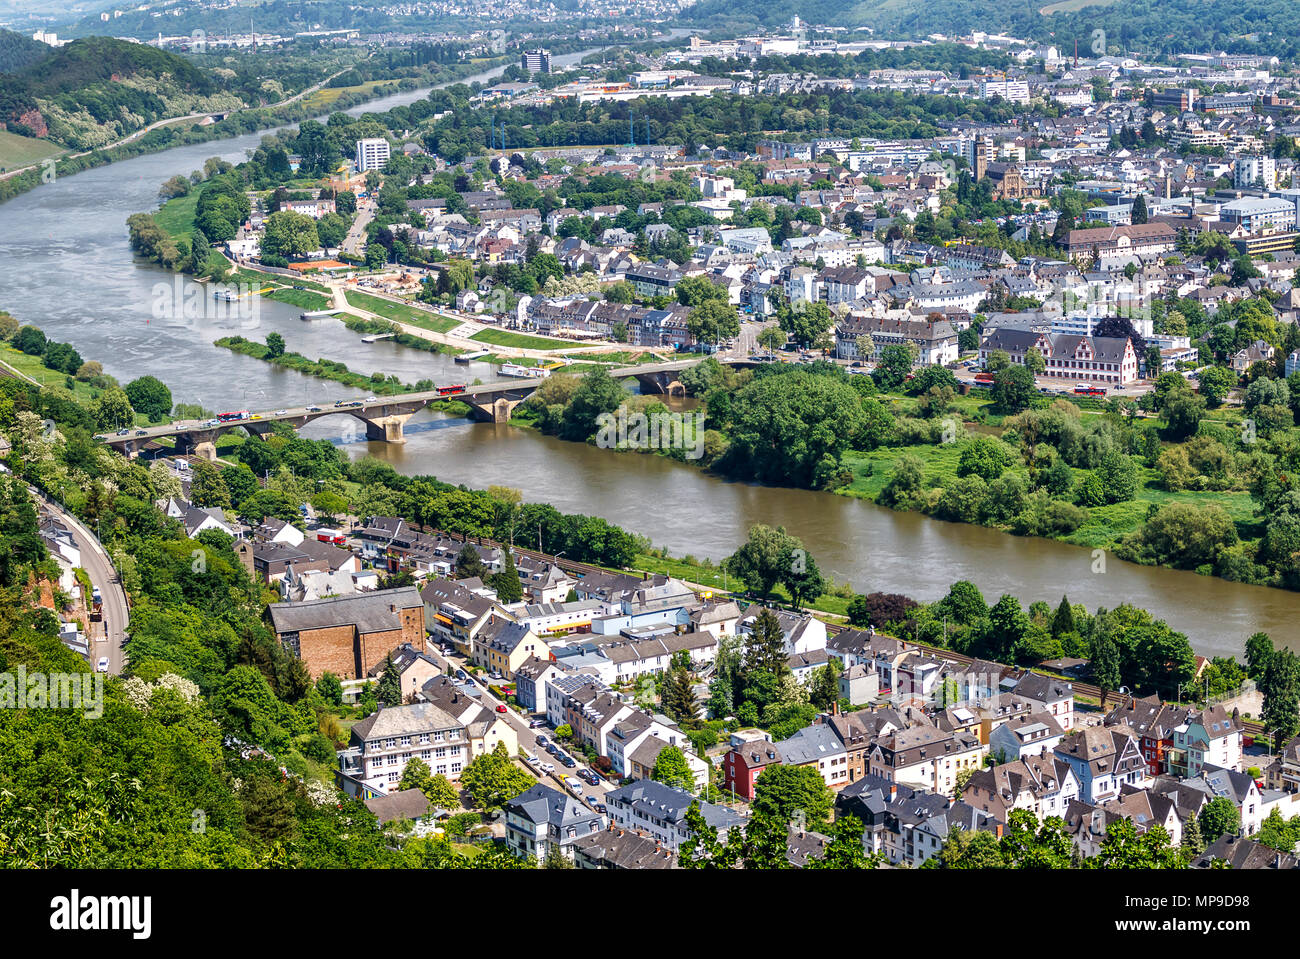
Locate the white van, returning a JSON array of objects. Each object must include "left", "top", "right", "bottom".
[{"left": 563, "top": 776, "right": 583, "bottom": 794}]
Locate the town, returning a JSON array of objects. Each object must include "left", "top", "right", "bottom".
[{"left": 5, "top": 0, "right": 1300, "bottom": 900}]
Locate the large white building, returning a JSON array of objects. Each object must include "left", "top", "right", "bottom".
[
  {"left": 355, "top": 137, "right": 391, "bottom": 173},
  {"left": 1233, "top": 155, "right": 1277, "bottom": 191}
]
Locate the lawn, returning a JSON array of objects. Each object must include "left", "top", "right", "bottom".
[
  {"left": 470, "top": 328, "right": 573, "bottom": 350},
  {"left": 344, "top": 290, "right": 459, "bottom": 333},
  {"left": 154, "top": 191, "right": 200, "bottom": 238},
  {"left": 264, "top": 287, "right": 332, "bottom": 311},
  {"left": 0, "top": 346, "right": 101, "bottom": 403},
  {"left": 0, "top": 129, "right": 64, "bottom": 171}
]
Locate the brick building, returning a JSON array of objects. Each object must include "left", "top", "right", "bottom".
[{"left": 269, "top": 587, "right": 426, "bottom": 680}]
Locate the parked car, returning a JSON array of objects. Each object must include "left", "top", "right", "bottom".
[
  {"left": 535, "top": 735, "right": 548, "bottom": 748},
  {"left": 583, "top": 771, "right": 601, "bottom": 786},
  {"left": 564, "top": 776, "right": 583, "bottom": 794},
  {"left": 540, "top": 762, "right": 555, "bottom": 773},
  {"left": 528, "top": 719, "right": 546, "bottom": 728},
  {"left": 524, "top": 753, "right": 539, "bottom": 764},
  {"left": 585, "top": 795, "right": 600, "bottom": 807},
  {"left": 495, "top": 704, "right": 507, "bottom": 713},
  {"left": 96, "top": 657, "right": 109, "bottom": 673},
  {"left": 561, "top": 755, "right": 577, "bottom": 768},
  {"left": 546, "top": 743, "right": 558, "bottom": 755},
  {"left": 456, "top": 669, "right": 468, "bottom": 680}
]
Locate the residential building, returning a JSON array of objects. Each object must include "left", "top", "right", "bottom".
[
  {"left": 337, "top": 701, "right": 467, "bottom": 794},
  {"left": 504, "top": 783, "right": 604, "bottom": 862},
  {"left": 355, "top": 137, "right": 391, "bottom": 173}
]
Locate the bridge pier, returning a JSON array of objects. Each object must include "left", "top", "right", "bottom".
[
  {"left": 467, "top": 396, "right": 525, "bottom": 423},
  {"left": 358, "top": 412, "right": 414, "bottom": 444},
  {"left": 633, "top": 371, "right": 686, "bottom": 397},
  {"left": 174, "top": 429, "right": 222, "bottom": 461}
]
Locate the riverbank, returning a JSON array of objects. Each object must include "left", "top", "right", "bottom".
[{"left": 0, "top": 56, "right": 507, "bottom": 208}]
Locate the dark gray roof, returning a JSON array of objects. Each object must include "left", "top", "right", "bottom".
[{"left": 269, "top": 586, "right": 422, "bottom": 635}]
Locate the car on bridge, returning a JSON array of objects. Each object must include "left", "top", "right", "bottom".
[{"left": 306, "top": 405, "right": 321, "bottom": 412}]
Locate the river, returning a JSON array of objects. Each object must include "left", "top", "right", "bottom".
[{"left": 0, "top": 40, "right": 1295, "bottom": 658}]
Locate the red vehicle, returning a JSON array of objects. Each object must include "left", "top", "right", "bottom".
[
  {"left": 1073, "top": 383, "right": 1107, "bottom": 397},
  {"left": 316, "top": 528, "right": 346, "bottom": 545},
  {"left": 437, "top": 384, "right": 467, "bottom": 396},
  {"left": 973, "top": 373, "right": 995, "bottom": 386},
  {"left": 217, "top": 410, "right": 249, "bottom": 422},
  {"left": 495, "top": 704, "right": 507, "bottom": 713}
]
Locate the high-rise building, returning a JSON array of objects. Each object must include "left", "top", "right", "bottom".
[
  {"left": 355, "top": 138, "right": 391, "bottom": 173},
  {"left": 1234, "top": 155, "right": 1277, "bottom": 191},
  {"left": 520, "top": 49, "right": 552, "bottom": 75}
]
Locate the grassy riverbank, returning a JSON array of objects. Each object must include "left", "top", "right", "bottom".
[
  {"left": 344, "top": 289, "right": 460, "bottom": 334},
  {"left": 212, "top": 334, "right": 471, "bottom": 413}
]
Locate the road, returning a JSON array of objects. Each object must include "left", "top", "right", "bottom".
[
  {"left": 30, "top": 488, "right": 129, "bottom": 674},
  {"left": 425, "top": 645, "right": 616, "bottom": 808},
  {"left": 342, "top": 194, "right": 378, "bottom": 257}
]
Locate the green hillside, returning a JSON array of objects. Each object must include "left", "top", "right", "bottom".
[
  {"left": 0, "top": 35, "right": 242, "bottom": 149},
  {"left": 0, "top": 28, "right": 52, "bottom": 73}
]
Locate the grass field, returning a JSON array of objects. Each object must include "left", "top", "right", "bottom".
[
  {"left": 1040, "top": 0, "right": 1121, "bottom": 13},
  {"left": 470, "top": 328, "right": 573, "bottom": 350},
  {"left": 344, "top": 290, "right": 459, "bottom": 333},
  {"left": 0, "top": 129, "right": 64, "bottom": 171},
  {"left": 0, "top": 346, "right": 102, "bottom": 403},
  {"left": 301, "top": 79, "right": 394, "bottom": 113},
  {"left": 264, "top": 287, "right": 332, "bottom": 311},
  {"left": 154, "top": 192, "right": 199, "bottom": 238}
]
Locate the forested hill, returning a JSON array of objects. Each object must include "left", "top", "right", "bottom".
[
  {"left": 0, "top": 36, "right": 241, "bottom": 149},
  {"left": 14, "top": 35, "right": 218, "bottom": 97},
  {"left": 0, "top": 28, "right": 51, "bottom": 74},
  {"left": 688, "top": 0, "right": 1300, "bottom": 59}
]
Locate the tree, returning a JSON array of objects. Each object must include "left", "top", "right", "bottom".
[
  {"left": 91, "top": 387, "right": 135, "bottom": 431},
  {"left": 491, "top": 547, "right": 523, "bottom": 604},
  {"left": 261, "top": 210, "right": 320, "bottom": 260},
  {"left": 265, "top": 332, "right": 286, "bottom": 358},
  {"left": 991, "top": 364, "right": 1036, "bottom": 412},
  {"left": 459, "top": 741, "right": 533, "bottom": 809},
  {"left": 12, "top": 325, "right": 46, "bottom": 355},
  {"left": 124, "top": 375, "right": 173, "bottom": 422},
  {"left": 1091, "top": 631, "right": 1122, "bottom": 708},
  {"left": 1093, "top": 819, "right": 1185, "bottom": 869},
  {"left": 1198, "top": 366, "right": 1235, "bottom": 407},
  {"left": 316, "top": 671, "right": 343, "bottom": 706},
  {"left": 652, "top": 745, "right": 696, "bottom": 792},
  {"left": 660, "top": 665, "right": 700, "bottom": 726},
  {"left": 1244, "top": 632, "right": 1274, "bottom": 681},
  {"left": 1050, "top": 595, "right": 1075, "bottom": 637},
  {"left": 1261, "top": 647, "right": 1300, "bottom": 748},
  {"left": 1162, "top": 392, "right": 1205, "bottom": 439},
  {"left": 751, "top": 764, "right": 832, "bottom": 828},
  {"left": 377, "top": 653, "right": 402, "bottom": 705},
  {"left": 999, "top": 810, "right": 1075, "bottom": 868},
  {"left": 560, "top": 367, "right": 625, "bottom": 442},
  {"left": 456, "top": 543, "right": 488, "bottom": 580},
  {"left": 723, "top": 524, "right": 804, "bottom": 602},
  {"left": 745, "top": 608, "right": 789, "bottom": 677},
  {"left": 872, "top": 343, "right": 916, "bottom": 390},
  {"left": 1199, "top": 797, "right": 1241, "bottom": 842},
  {"left": 957, "top": 436, "right": 1012, "bottom": 481},
  {"left": 687, "top": 299, "right": 740, "bottom": 345},
  {"left": 809, "top": 657, "right": 841, "bottom": 711},
  {"left": 1130, "top": 194, "right": 1148, "bottom": 225},
  {"left": 779, "top": 301, "right": 834, "bottom": 349}
]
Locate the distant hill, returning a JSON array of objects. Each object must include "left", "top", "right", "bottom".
[
  {"left": 0, "top": 35, "right": 240, "bottom": 148},
  {"left": 687, "top": 0, "right": 1300, "bottom": 57},
  {"left": 0, "top": 28, "right": 53, "bottom": 74}
]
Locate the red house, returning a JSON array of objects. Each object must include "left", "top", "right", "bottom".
[{"left": 723, "top": 740, "right": 783, "bottom": 801}]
